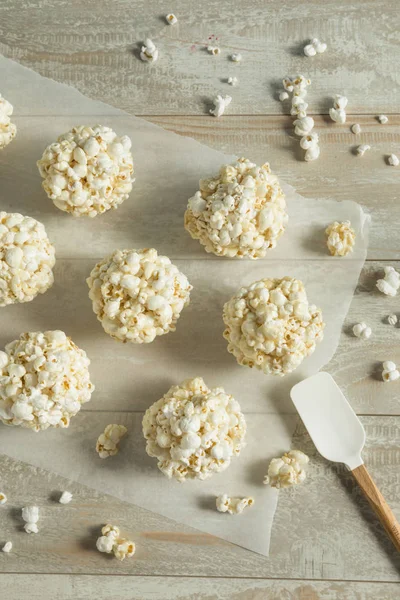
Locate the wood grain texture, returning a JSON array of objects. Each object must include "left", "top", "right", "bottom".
[
  {"left": 3, "top": 575, "right": 400, "bottom": 600},
  {"left": 0, "top": 0, "right": 400, "bottom": 115}
]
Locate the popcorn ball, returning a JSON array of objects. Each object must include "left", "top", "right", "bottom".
[
  {"left": 264, "top": 449, "right": 309, "bottom": 489},
  {"left": 96, "top": 524, "right": 136, "bottom": 561},
  {"left": 0, "top": 212, "right": 55, "bottom": 307},
  {"left": 0, "top": 93, "right": 17, "bottom": 150},
  {"left": 185, "top": 158, "right": 288, "bottom": 259},
  {"left": 223, "top": 277, "right": 325, "bottom": 376},
  {"left": 87, "top": 248, "right": 192, "bottom": 344},
  {"left": 142, "top": 377, "right": 246, "bottom": 482},
  {"left": 37, "top": 125, "right": 134, "bottom": 217},
  {"left": 0, "top": 330, "right": 94, "bottom": 431},
  {"left": 326, "top": 221, "right": 356, "bottom": 257}
]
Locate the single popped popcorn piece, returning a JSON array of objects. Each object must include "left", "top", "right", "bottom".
[
  {"left": 166, "top": 13, "right": 178, "bottom": 25},
  {"left": 2, "top": 541, "right": 12, "bottom": 553},
  {"left": 351, "top": 123, "right": 361, "bottom": 135},
  {"left": 356, "top": 144, "right": 371, "bottom": 157},
  {"left": 143, "top": 377, "right": 246, "bottom": 482},
  {"left": 377, "top": 266, "right": 400, "bottom": 296},
  {"left": 0, "top": 93, "right": 17, "bottom": 150},
  {"left": 329, "top": 95, "right": 347, "bottom": 123},
  {"left": 22, "top": 506, "right": 39, "bottom": 534},
  {"left": 209, "top": 95, "right": 232, "bottom": 117},
  {"left": 278, "top": 91, "right": 289, "bottom": 101},
  {"left": 0, "top": 492, "right": 7, "bottom": 504},
  {"left": 304, "top": 38, "right": 327, "bottom": 57},
  {"left": 87, "top": 248, "right": 191, "bottom": 344},
  {"left": 185, "top": 158, "right": 288, "bottom": 259},
  {"left": 352, "top": 322, "right": 372, "bottom": 339},
  {"left": 264, "top": 450, "right": 309, "bottom": 488},
  {"left": 140, "top": 38, "right": 159, "bottom": 63},
  {"left": 388, "top": 154, "right": 399, "bottom": 167},
  {"left": 0, "top": 212, "right": 56, "bottom": 307},
  {"left": 300, "top": 133, "right": 320, "bottom": 161},
  {"left": 96, "top": 424, "right": 128, "bottom": 459},
  {"left": 113, "top": 539, "right": 136, "bottom": 561},
  {"left": 227, "top": 76, "right": 238, "bottom": 86},
  {"left": 37, "top": 125, "right": 134, "bottom": 217},
  {"left": 230, "top": 53, "right": 242, "bottom": 62},
  {"left": 96, "top": 524, "right": 135, "bottom": 561},
  {"left": 59, "top": 491, "right": 73, "bottom": 504},
  {"left": 0, "top": 330, "right": 94, "bottom": 431},
  {"left": 382, "top": 361, "right": 400, "bottom": 382},
  {"left": 388, "top": 314, "right": 398, "bottom": 326},
  {"left": 207, "top": 46, "right": 221, "bottom": 55},
  {"left": 223, "top": 278, "right": 325, "bottom": 376},
  {"left": 378, "top": 115, "right": 389, "bottom": 124},
  {"left": 216, "top": 494, "right": 254, "bottom": 515},
  {"left": 293, "top": 116, "right": 315, "bottom": 136},
  {"left": 326, "top": 221, "right": 356, "bottom": 257}
]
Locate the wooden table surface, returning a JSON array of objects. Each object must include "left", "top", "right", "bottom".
[{"left": 1, "top": 1, "right": 400, "bottom": 598}]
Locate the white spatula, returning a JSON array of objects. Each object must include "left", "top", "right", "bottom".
[{"left": 290, "top": 371, "right": 400, "bottom": 552}]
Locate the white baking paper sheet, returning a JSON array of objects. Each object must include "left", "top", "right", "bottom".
[{"left": 0, "top": 55, "right": 370, "bottom": 556}]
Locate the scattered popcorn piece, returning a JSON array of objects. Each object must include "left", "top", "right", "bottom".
[
  {"left": 227, "top": 76, "right": 238, "bottom": 86},
  {"left": 96, "top": 424, "right": 128, "bottom": 459},
  {"left": 209, "top": 95, "right": 232, "bottom": 117},
  {"left": 223, "top": 278, "right": 325, "bottom": 376},
  {"left": 140, "top": 39, "right": 159, "bottom": 63},
  {"left": 300, "top": 133, "right": 320, "bottom": 161},
  {"left": 329, "top": 95, "right": 347, "bottom": 123},
  {"left": 37, "top": 125, "right": 134, "bottom": 217},
  {"left": 0, "top": 212, "right": 56, "bottom": 307},
  {"left": 0, "top": 93, "right": 17, "bottom": 149},
  {"left": 284, "top": 75, "right": 319, "bottom": 161},
  {"left": 294, "top": 116, "right": 315, "bottom": 136},
  {"left": 113, "top": 539, "right": 136, "bottom": 561},
  {"left": 352, "top": 322, "right": 372, "bottom": 339},
  {"left": 166, "top": 13, "right": 177, "bottom": 25},
  {"left": 0, "top": 492, "right": 7, "bottom": 505},
  {"left": 351, "top": 123, "right": 361, "bottom": 135},
  {"left": 382, "top": 361, "right": 400, "bottom": 382},
  {"left": 356, "top": 144, "right": 371, "bottom": 157},
  {"left": 2, "top": 542, "right": 12, "bottom": 553},
  {"left": 388, "top": 314, "right": 398, "bottom": 326},
  {"left": 388, "top": 154, "right": 399, "bottom": 167},
  {"left": 96, "top": 524, "right": 135, "bottom": 561},
  {"left": 303, "top": 44, "right": 316, "bottom": 57},
  {"left": 22, "top": 506, "right": 39, "bottom": 534},
  {"left": 0, "top": 330, "right": 94, "bottom": 431},
  {"left": 185, "top": 158, "right": 288, "bottom": 258},
  {"left": 264, "top": 450, "right": 309, "bottom": 489},
  {"left": 207, "top": 46, "right": 220, "bottom": 56},
  {"left": 143, "top": 377, "right": 246, "bottom": 482},
  {"left": 378, "top": 115, "right": 389, "bottom": 124},
  {"left": 216, "top": 494, "right": 254, "bottom": 515},
  {"left": 326, "top": 221, "right": 356, "bottom": 257},
  {"left": 304, "top": 38, "right": 327, "bottom": 57},
  {"left": 278, "top": 91, "right": 289, "bottom": 101},
  {"left": 87, "top": 248, "right": 191, "bottom": 344},
  {"left": 377, "top": 266, "right": 400, "bottom": 296},
  {"left": 59, "top": 491, "right": 73, "bottom": 504},
  {"left": 230, "top": 53, "right": 242, "bottom": 62}
]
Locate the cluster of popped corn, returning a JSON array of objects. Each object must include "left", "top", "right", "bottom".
[
  {"left": 37, "top": 125, "right": 134, "bottom": 217},
  {"left": 210, "top": 95, "right": 232, "bottom": 117},
  {"left": 96, "top": 424, "right": 128, "bottom": 458},
  {"left": 223, "top": 277, "right": 325, "bottom": 376},
  {"left": 382, "top": 361, "right": 400, "bottom": 383},
  {"left": 329, "top": 95, "right": 348, "bottom": 124},
  {"left": 140, "top": 39, "right": 159, "bottom": 63},
  {"left": 264, "top": 450, "right": 309, "bottom": 489},
  {"left": 325, "top": 221, "right": 356, "bottom": 257},
  {"left": 185, "top": 158, "right": 288, "bottom": 259},
  {"left": 216, "top": 494, "right": 254, "bottom": 515},
  {"left": 87, "top": 248, "right": 191, "bottom": 344},
  {"left": 0, "top": 330, "right": 94, "bottom": 431},
  {"left": 0, "top": 93, "right": 17, "bottom": 150},
  {"left": 376, "top": 266, "right": 400, "bottom": 296},
  {"left": 22, "top": 505, "right": 40, "bottom": 534},
  {"left": 0, "top": 212, "right": 55, "bottom": 307},
  {"left": 352, "top": 322, "right": 372, "bottom": 340},
  {"left": 303, "top": 38, "right": 327, "bottom": 57},
  {"left": 96, "top": 524, "right": 136, "bottom": 561},
  {"left": 281, "top": 75, "right": 320, "bottom": 161},
  {"left": 142, "top": 377, "right": 246, "bottom": 482}
]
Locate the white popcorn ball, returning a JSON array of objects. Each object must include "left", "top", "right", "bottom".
[
  {"left": 142, "top": 377, "right": 246, "bottom": 482},
  {"left": 96, "top": 524, "right": 136, "bottom": 561},
  {"left": 388, "top": 154, "right": 399, "bottom": 167},
  {"left": 2, "top": 541, "right": 12, "bottom": 553},
  {"left": 223, "top": 277, "right": 325, "bottom": 376},
  {"left": 37, "top": 125, "right": 134, "bottom": 217},
  {"left": 0, "top": 93, "right": 17, "bottom": 150},
  {"left": 0, "top": 492, "right": 7, "bottom": 504},
  {"left": 140, "top": 39, "right": 159, "bottom": 63},
  {"left": 216, "top": 494, "right": 254, "bottom": 515},
  {"left": 87, "top": 248, "right": 192, "bottom": 344},
  {"left": 0, "top": 212, "right": 56, "bottom": 307},
  {"left": 325, "top": 221, "right": 356, "bottom": 257},
  {"left": 96, "top": 424, "right": 128, "bottom": 458},
  {"left": 59, "top": 491, "right": 73, "bottom": 504},
  {"left": 185, "top": 158, "right": 288, "bottom": 259},
  {"left": 210, "top": 95, "right": 232, "bottom": 117},
  {"left": 0, "top": 330, "right": 94, "bottom": 431},
  {"left": 377, "top": 266, "right": 400, "bottom": 296},
  {"left": 264, "top": 449, "right": 309, "bottom": 488},
  {"left": 22, "top": 505, "right": 39, "bottom": 533},
  {"left": 352, "top": 322, "right": 372, "bottom": 339}
]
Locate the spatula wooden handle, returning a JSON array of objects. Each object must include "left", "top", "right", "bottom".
[{"left": 352, "top": 464, "right": 400, "bottom": 552}]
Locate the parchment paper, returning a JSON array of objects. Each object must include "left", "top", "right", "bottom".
[{"left": 0, "top": 55, "right": 370, "bottom": 556}]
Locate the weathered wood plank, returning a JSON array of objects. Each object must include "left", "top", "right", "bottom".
[{"left": 1, "top": 0, "right": 399, "bottom": 115}]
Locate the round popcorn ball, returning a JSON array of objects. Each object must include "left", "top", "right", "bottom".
[
  {"left": 87, "top": 248, "right": 192, "bottom": 344},
  {"left": 0, "top": 330, "right": 94, "bottom": 431},
  {"left": 142, "top": 377, "right": 246, "bottom": 482},
  {"left": 0, "top": 212, "right": 56, "bottom": 307},
  {"left": 223, "top": 277, "right": 325, "bottom": 376},
  {"left": 325, "top": 221, "right": 356, "bottom": 257},
  {"left": 0, "top": 93, "right": 17, "bottom": 150},
  {"left": 37, "top": 125, "right": 134, "bottom": 217},
  {"left": 184, "top": 158, "right": 288, "bottom": 259}
]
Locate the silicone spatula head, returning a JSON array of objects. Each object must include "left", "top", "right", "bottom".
[{"left": 290, "top": 372, "right": 366, "bottom": 470}]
